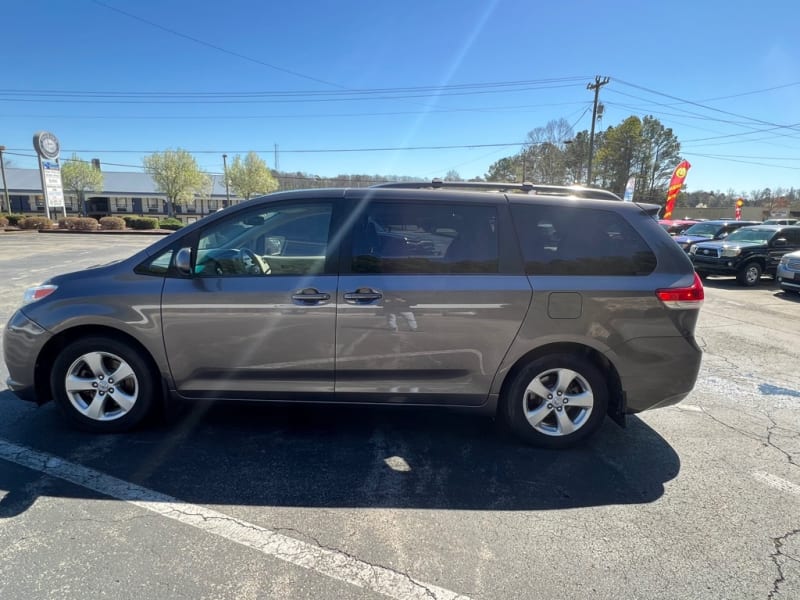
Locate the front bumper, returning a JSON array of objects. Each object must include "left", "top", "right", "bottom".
[
  {"left": 777, "top": 265, "right": 800, "bottom": 291},
  {"left": 3, "top": 310, "right": 52, "bottom": 403},
  {"left": 690, "top": 255, "right": 742, "bottom": 275}
]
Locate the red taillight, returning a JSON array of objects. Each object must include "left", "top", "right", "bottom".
[{"left": 656, "top": 272, "right": 704, "bottom": 309}]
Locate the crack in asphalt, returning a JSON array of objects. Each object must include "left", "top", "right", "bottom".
[
  {"left": 768, "top": 528, "right": 800, "bottom": 599},
  {"left": 157, "top": 509, "right": 453, "bottom": 599},
  {"left": 272, "top": 526, "right": 439, "bottom": 600},
  {"left": 694, "top": 404, "right": 800, "bottom": 472}
]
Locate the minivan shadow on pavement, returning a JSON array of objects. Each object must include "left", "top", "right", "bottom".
[{"left": 0, "top": 395, "right": 680, "bottom": 517}]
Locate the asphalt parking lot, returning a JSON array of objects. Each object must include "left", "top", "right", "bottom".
[{"left": 0, "top": 232, "right": 798, "bottom": 600}]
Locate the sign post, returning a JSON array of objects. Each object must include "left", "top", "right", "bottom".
[{"left": 33, "top": 131, "right": 65, "bottom": 221}]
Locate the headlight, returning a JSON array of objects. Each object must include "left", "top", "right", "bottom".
[
  {"left": 721, "top": 247, "right": 741, "bottom": 258},
  {"left": 689, "top": 245, "right": 698, "bottom": 254},
  {"left": 22, "top": 284, "right": 58, "bottom": 305},
  {"left": 780, "top": 257, "right": 789, "bottom": 267}
]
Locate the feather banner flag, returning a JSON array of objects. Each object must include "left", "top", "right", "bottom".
[{"left": 663, "top": 160, "right": 691, "bottom": 219}]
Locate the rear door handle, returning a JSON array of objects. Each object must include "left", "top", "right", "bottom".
[
  {"left": 292, "top": 288, "right": 331, "bottom": 304},
  {"left": 343, "top": 288, "right": 383, "bottom": 303}
]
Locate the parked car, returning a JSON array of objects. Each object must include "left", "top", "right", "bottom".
[
  {"left": 689, "top": 225, "right": 800, "bottom": 286},
  {"left": 672, "top": 219, "right": 761, "bottom": 252},
  {"left": 658, "top": 219, "right": 699, "bottom": 236},
  {"left": 776, "top": 250, "right": 800, "bottom": 294},
  {"left": 3, "top": 181, "right": 704, "bottom": 448},
  {"left": 762, "top": 218, "right": 799, "bottom": 226}
]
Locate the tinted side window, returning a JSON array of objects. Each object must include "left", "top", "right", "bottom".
[
  {"left": 196, "top": 202, "right": 332, "bottom": 277},
  {"left": 781, "top": 228, "right": 800, "bottom": 245},
  {"left": 510, "top": 204, "right": 657, "bottom": 276},
  {"left": 351, "top": 202, "right": 498, "bottom": 274}
]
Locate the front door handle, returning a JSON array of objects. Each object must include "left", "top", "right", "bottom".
[
  {"left": 292, "top": 288, "right": 331, "bottom": 304},
  {"left": 343, "top": 288, "right": 383, "bottom": 303}
]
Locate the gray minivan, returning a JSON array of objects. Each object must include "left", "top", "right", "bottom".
[{"left": 3, "top": 182, "right": 704, "bottom": 448}]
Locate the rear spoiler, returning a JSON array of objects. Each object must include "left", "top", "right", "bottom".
[{"left": 638, "top": 203, "right": 661, "bottom": 217}]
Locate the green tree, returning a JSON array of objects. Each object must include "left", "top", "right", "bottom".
[
  {"left": 143, "top": 149, "right": 207, "bottom": 217},
  {"left": 485, "top": 156, "right": 522, "bottom": 182},
  {"left": 227, "top": 151, "right": 278, "bottom": 200},
  {"left": 639, "top": 116, "right": 681, "bottom": 203},
  {"left": 61, "top": 154, "right": 103, "bottom": 216},
  {"left": 593, "top": 116, "right": 643, "bottom": 194},
  {"left": 523, "top": 118, "right": 573, "bottom": 184}
]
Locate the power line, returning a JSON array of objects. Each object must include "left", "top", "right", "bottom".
[
  {"left": 90, "top": 0, "right": 344, "bottom": 89},
  {"left": 0, "top": 83, "right": 586, "bottom": 105},
  {"left": 6, "top": 142, "right": 530, "bottom": 155},
  {"left": 0, "top": 77, "right": 589, "bottom": 99},
  {"left": 614, "top": 78, "right": 800, "bottom": 133}
]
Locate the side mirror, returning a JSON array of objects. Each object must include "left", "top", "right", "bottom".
[
  {"left": 773, "top": 238, "right": 787, "bottom": 247},
  {"left": 175, "top": 247, "right": 193, "bottom": 275}
]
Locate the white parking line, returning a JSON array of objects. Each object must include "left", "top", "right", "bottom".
[
  {"left": 753, "top": 471, "right": 800, "bottom": 497},
  {"left": 0, "top": 438, "right": 470, "bottom": 600}
]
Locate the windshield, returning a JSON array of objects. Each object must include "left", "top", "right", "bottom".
[
  {"left": 682, "top": 222, "right": 722, "bottom": 238},
  {"left": 724, "top": 227, "right": 775, "bottom": 244}
]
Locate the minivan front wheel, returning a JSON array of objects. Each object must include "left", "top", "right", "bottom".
[
  {"left": 50, "top": 337, "right": 156, "bottom": 433},
  {"left": 503, "top": 354, "right": 608, "bottom": 448}
]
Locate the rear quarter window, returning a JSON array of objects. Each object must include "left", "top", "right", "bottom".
[{"left": 510, "top": 204, "right": 657, "bottom": 276}]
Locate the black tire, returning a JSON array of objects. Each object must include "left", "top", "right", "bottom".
[
  {"left": 502, "top": 354, "right": 608, "bottom": 449},
  {"left": 736, "top": 261, "right": 762, "bottom": 287},
  {"left": 50, "top": 336, "right": 156, "bottom": 433}
]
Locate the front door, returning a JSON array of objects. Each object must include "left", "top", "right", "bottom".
[{"left": 161, "top": 198, "right": 338, "bottom": 399}]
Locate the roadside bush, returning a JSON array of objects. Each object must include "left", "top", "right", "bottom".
[
  {"left": 127, "top": 217, "right": 158, "bottom": 230},
  {"left": 159, "top": 218, "right": 184, "bottom": 231},
  {"left": 99, "top": 216, "right": 126, "bottom": 230},
  {"left": 75, "top": 217, "right": 100, "bottom": 231},
  {"left": 59, "top": 217, "right": 99, "bottom": 231},
  {"left": 122, "top": 215, "right": 137, "bottom": 227},
  {"left": 0, "top": 216, "right": 8, "bottom": 228},
  {"left": 19, "top": 216, "right": 54, "bottom": 230},
  {"left": 58, "top": 217, "right": 80, "bottom": 230},
  {"left": 5, "top": 213, "right": 25, "bottom": 226}
]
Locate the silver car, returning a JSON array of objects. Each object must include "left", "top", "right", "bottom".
[
  {"left": 3, "top": 182, "right": 704, "bottom": 448},
  {"left": 777, "top": 250, "right": 800, "bottom": 294}
]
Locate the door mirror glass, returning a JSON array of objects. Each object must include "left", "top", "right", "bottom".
[{"left": 175, "top": 247, "right": 192, "bottom": 275}]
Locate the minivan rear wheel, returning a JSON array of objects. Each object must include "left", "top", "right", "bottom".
[
  {"left": 50, "top": 337, "right": 156, "bottom": 433},
  {"left": 503, "top": 354, "right": 608, "bottom": 448}
]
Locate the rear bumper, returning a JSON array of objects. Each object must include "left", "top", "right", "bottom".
[{"left": 609, "top": 336, "right": 702, "bottom": 413}]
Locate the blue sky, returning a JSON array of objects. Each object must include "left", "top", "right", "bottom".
[{"left": 3, "top": 0, "right": 800, "bottom": 196}]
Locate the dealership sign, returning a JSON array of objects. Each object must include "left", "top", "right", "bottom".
[{"left": 33, "top": 131, "right": 65, "bottom": 215}]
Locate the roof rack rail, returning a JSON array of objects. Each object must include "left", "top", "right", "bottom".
[{"left": 371, "top": 178, "right": 623, "bottom": 200}]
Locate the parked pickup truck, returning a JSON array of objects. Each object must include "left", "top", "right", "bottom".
[{"left": 689, "top": 224, "right": 800, "bottom": 286}]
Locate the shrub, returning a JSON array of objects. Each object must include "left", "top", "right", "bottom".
[
  {"left": 122, "top": 215, "right": 137, "bottom": 227},
  {"left": 159, "top": 218, "right": 184, "bottom": 231},
  {"left": 0, "top": 216, "right": 8, "bottom": 228},
  {"left": 19, "top": 216, "right": 54, "bottom": 230},
  {"left": 75, "top": 217, "right": 100, "bottom": 231},
  {"left": 127, "top": 217, "right": 159, "bottom": 230},
  {"left": 58, "top": 217, "right": 80, "bottom": 230},
  {"left": 5, "top": 213, "right": 25, "bottom": 226},
  {"left": 99, "top": 216, "right": 126, "bottom": 230}
]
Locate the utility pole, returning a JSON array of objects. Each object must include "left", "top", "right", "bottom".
[
  {"left": 586, "top": 76, "right": 610, "bottom": 186},
  {"left": 222, "top": 153, "right": 230, "bottom": 206},
  {"left": 0, "top": 146, "right": 9, "bottom": 213}
]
